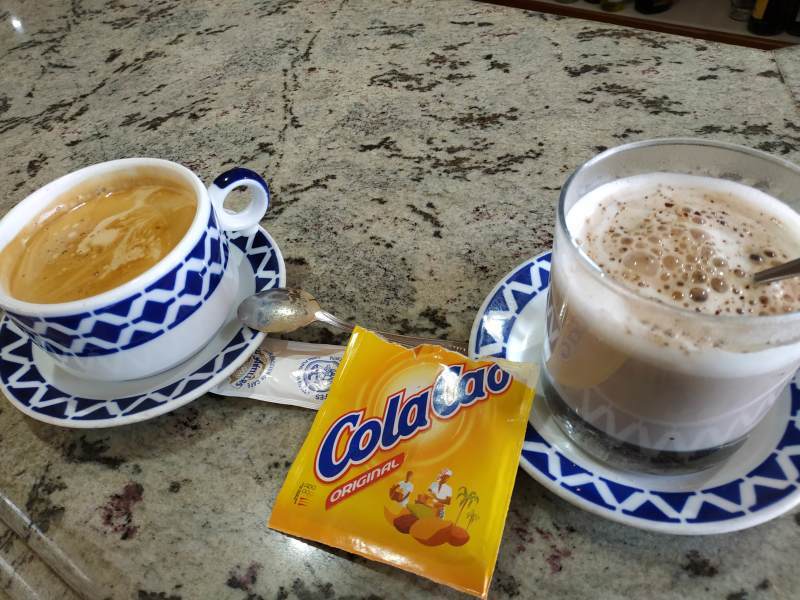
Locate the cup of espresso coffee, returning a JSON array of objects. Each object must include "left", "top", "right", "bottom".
[
  {"left": 544, "top": 139, "right": 800, "bottom": 473},
  {"left": 0, "top": 158, "right": 270, "bottom": 381}
]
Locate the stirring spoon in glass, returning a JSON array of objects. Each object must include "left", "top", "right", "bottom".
[
  {"left": 753, "top": 258, "right": 800, "bottom": 285},
  {"left": 237, "top": 288, "right": 469, "bottom": 354}
]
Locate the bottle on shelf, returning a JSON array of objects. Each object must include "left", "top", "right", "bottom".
[
  {"left": 748, "top": 0, "right": 785, "bottom": 35},
  {"left": 729, "top": 0, "right": 756, "bottom": 22},
  {"left": 786, "top": 0, "right": 800, "bottom": 35},
  {"left": 601, "top": 0, "right": 627, "bottom": 11},
  {"left": 635, "top": 0, "right": 673, "bottom": 14}
]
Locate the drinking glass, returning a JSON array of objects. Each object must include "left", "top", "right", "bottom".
[{"left": 543, "top": 139, "right": 800, "bottom": 473}]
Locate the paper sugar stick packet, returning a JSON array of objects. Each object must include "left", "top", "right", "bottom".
[{"left": 211, "top": 339, "right": 344, "bottom": 409}]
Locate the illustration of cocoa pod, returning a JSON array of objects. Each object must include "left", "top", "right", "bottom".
[
  {"left": 409, "top": 517, "right": 453, "bottom": 546},
  {"left": 393, "top": 513, "right": 419, "bottom": 534},
  {"left": 449, "top": 525, "right": 469, "bottom": 546}
]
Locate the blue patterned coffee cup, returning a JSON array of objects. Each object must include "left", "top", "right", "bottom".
[{"left": 0, "top": 158, "right": 270, "bottom": 381}]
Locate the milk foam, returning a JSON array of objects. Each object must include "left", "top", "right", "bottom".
[{"left": 568, "top": 174, "right": 800, "bottom": 316}]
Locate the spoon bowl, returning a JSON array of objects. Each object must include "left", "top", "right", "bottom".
[{"left": 238, "top": 288, "right": 320, "bottom": 333}]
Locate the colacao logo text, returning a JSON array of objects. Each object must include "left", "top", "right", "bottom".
[{"left": 314, "top": 363, "right": 511, "bottom": 482}]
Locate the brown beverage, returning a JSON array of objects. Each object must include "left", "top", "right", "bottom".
[
  {"left": 0, "top": 170, "right": 196, "bottom": 304},
  {"left": 544, "top": 173, "right": 800, "bottom": 471}
]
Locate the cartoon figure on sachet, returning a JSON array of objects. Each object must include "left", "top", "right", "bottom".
[
  {"left": 415, "top": 468, "right": 452, "bottom": 519},
  {"left": 389, "top": 471, "right": 414, "bottom": 507},
  {"left": 387, "top": 467, "right": 474, "bottom": 549}
]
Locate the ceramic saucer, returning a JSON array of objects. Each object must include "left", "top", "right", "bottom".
[
  {"left": 470, "top": 251, "right": 800, "bottom": 534},
  {"left": 0, "top": 227, "right": 285, "bottom": 428}
]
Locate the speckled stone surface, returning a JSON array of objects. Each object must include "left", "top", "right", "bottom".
[
  {"left": 775, "top": 45, "right": 800, "bottom": 109},
  {"left": 0, "top": 1, "right": 799, "bottom": 599}
]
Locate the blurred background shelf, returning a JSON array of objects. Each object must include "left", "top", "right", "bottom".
[{"left": 484, "top": 0, "right": 798, "bottom": 49}]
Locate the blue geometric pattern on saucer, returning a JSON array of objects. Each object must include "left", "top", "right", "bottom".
[
  {"left": 0, "top": 227, "right": 283, "bottom": 424},
  {"left": 472, "top": 252, "right": 552, "bottom": 359},
  {"left": 6, "top": 210, "right": 228, "bottom": 358},
  {"left": 474, "top": 252, "right": 800, "bottom": 529}
]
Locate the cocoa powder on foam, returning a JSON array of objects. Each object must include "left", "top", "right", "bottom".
[{"left": 569, "top": 174, "right": 800, "bottom": 317}]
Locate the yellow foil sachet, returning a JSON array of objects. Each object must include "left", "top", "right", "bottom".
[{"left": 269, "top": 327, "right": 536, "bottom": 597}]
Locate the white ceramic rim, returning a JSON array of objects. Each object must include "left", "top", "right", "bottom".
[{"left": 0, "top": 158, "right": 210, "bottom": 316}]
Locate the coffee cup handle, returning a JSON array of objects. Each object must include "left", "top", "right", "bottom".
[{"left": 207, "top": 167, "right": 270, "bottom": 232}]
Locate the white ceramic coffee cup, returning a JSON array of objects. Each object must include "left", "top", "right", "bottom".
[{"left": 0, "top": 158, "right": 270, "bottom": 381}]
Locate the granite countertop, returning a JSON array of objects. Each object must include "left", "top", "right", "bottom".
[{"left": 1, "top": 1, "right": 800, "bottom": 598}]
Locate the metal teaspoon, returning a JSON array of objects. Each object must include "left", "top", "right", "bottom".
[
  {"left": 237, "top": 288, "right": 469, "bottom": 354},
  {"left": 753, "top": 258, "right": 800, "bottom": 285}
]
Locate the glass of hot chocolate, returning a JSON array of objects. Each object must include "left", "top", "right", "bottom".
[{"left": 544, "top": 139, "right": 800, "bottom": 474}]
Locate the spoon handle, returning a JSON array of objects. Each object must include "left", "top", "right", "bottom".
[
  {"left": 315, "top": 311, "right": 470, "bottom": 355},
  {"left": 753, "top": 257, "right": 800, "bottom": 284}
]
